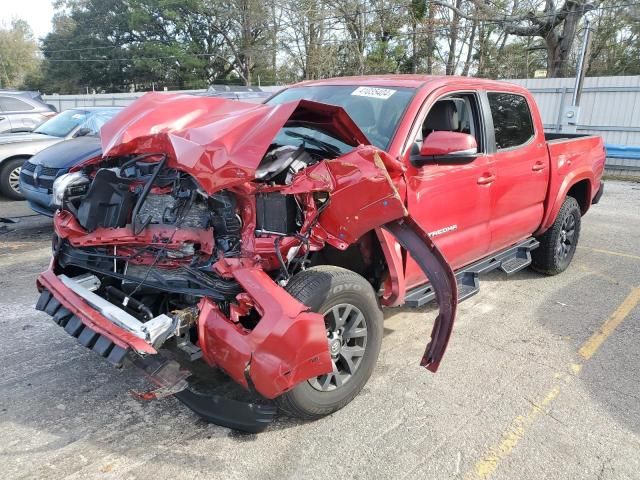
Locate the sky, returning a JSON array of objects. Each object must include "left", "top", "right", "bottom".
[{"left": 1, "top": 0, "right": 55, "bottom": 39}]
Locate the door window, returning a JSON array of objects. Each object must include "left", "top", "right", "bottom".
[
  {"left": 0, "top": 96, "right": 34, "bottom": 112},
  {"left": 413, "top": 93, "right": 484, "bottom": 154},
  {"left": 487, "top": 93, "right": 534, "bottom": 150}
]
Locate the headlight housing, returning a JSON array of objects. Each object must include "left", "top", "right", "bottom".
[{"left": 52, "top": 172, "right": 89, "bottom": 207}]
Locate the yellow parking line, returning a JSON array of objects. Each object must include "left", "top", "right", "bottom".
[
  {"left": 579, "top": 287, "right": 640, "bottom": 360},
  {"left": 465, "top": 387, "right": 561, "bottom": 480},
  {"left": 464, "top": 286, "right": 640, "bottom": 480}
]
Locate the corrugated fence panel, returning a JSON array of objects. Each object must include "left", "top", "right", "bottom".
[
  {"left": 41, "top": 86, "right": 283, "bottom": 113},
  {"left": 42, "top": 78, "right": 639, "bottom": 169}
]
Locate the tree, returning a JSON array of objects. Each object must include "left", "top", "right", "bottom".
[
  {"left": 279, "top": 0, "right": 334, "bottom": 80},
  {"left": 432, "top": 0, "right": 599, "bottom": 77},
  {"left": 0, "top": 20, "right": 41, "bottom": 89},
  {"left": 32, "top": 0, "right": 638, "bottom": 93},
  {"left": 587, "top": 3, "right": 640, "bottom": 76}
]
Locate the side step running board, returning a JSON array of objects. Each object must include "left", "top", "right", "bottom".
[{"left": 405, "top": 237, "right": 539, "bottom": 308}]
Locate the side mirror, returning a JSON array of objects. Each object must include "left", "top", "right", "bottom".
[
  {"left": 412, "top": 131, "right": 478, "bottom": 166},
  {"left": 74, "top": 127, "right": 93, "bottom": 138}
]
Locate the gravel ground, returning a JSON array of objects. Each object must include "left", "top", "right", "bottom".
[{"left": 1, "top": 180, "right": 639, "bottom": 480}]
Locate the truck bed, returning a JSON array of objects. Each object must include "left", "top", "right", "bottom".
[{"left": 537, "top": 133, "right": 606, "bottom": 235}]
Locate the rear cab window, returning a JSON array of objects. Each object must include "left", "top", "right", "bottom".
[{"left": 487, "top": 93, "right": 534, "bottom": 150}]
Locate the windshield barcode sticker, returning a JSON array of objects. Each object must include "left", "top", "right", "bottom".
[{"left": 351, "top": 87, "right": 396, "bottom": 99}]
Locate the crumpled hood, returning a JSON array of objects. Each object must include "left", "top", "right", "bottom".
[
  {"left": 100, "top": 92, "right": 370, "bottom": 194},
  {"left": 31, "top": 136, "right": 102, "bottom": 169}
]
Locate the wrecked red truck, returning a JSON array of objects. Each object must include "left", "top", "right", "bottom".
[{"left": 35, "top": 76, "right": 605, "bottom": 432}]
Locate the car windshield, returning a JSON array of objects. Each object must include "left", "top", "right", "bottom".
[
  {"left": 272, "top": 126, "right": 354, "bottom": 157},
  {"left": 266, "top": 85, "right": 415, "bottom": 150},
  {"left": 33, "top": 109, "right": 119, "bottom": 138}
]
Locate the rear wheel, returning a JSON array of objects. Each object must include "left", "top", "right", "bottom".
[
  {"left": 277, "top": 266, "right": 383, "bottom": 420},
  {"left": 531, "top": 196, "right": 581, "bottom": 275},
  {"left": 0, "top": 158, "right": 26, "bottom": 200}
]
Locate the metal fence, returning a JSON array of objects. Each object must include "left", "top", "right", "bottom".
[
  {"left": 506, "top": 76, "right": 640, "bottom": 173},
  {"left": 42, "top": 86, "right": 283, "bottom": 113},
  {"left": 43, "top": 90, "right": 202, "bottom": 111}
]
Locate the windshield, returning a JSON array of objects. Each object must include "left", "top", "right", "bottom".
[
  {"left": 266, "top": 85, "right": 415, "bottom": 150},
  {"left": 272, "top": 126, "right": 354, "bottom": 156},
  {"left": 34, "top": 109, "right": 119, "bottom": 138}
]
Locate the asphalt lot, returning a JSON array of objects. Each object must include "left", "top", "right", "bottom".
[{"left": 1, "top": 179, "right": 639, "bottom": 480}]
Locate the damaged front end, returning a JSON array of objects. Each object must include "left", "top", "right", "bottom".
[{"left": 36, "top": 93, "right": 457, "bottom": 432}]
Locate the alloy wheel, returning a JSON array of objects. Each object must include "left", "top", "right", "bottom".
[
  {"left": 8, "top": 165, "right": 22, "bottom": 194},
  {"left": 556, "top": 212, "right": 576, "bottom": 260},
  {"left": 308, "top": 303, "right": 368, "bottom": 392}
]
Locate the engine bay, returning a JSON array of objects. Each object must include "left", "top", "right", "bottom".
[{"left": 50, "top": 135, "right": 350, "bottom": 356}]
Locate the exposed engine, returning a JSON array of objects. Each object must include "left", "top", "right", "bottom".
[
  {"left": 53, "top": 155, "right": 244, "bottom": 325},
  {"left": 50, "top": 142, "right": 329, "bottom": 356}
]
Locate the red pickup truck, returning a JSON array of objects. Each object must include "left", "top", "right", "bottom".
[{"left": 35, "top": 75, "right": 605, "bottom": 432}]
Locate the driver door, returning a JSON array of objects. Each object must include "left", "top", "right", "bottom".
[{"left": 402, "top": 92, "right": 495, "bottom": 289}]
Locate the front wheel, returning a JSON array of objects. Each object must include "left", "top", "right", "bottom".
[
  {"left": 531, "top": 196, "right": 581, "bottom": 275},
  {"left": 277, "top": 266, "right": 383, "bottom": 420},
  {"left": 0, "top": 158, "right": 26, "bottom": 200}
]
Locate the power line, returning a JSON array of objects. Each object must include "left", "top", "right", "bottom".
[{"left": 40, "top": 0, "right": 640, "bottom": 55}]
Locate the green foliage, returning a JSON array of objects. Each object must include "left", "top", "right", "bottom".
[
  {"left": 27, "top": 1, "right": 640, "bottom": 93},
  {"left": 0, "top": 20, "right": 41, "bottom": 89}
]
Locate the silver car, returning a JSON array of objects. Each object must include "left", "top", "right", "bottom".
[
  {"left": 0, "top": 107, "right": 121, "bottom": 199},
  {"left": 0, "top": 91, "right": 57, "bottom": 134}
]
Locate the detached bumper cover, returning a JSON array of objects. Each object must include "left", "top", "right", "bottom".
[{"left": 174, "top": 389, "right": 276, "bottom": 433}]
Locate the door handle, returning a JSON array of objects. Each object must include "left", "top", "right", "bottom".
[
  {"left": 532, "top": 162, "right": 546, "bottom": 171},
  {"left": 0, "top": 117, "right": 5, "bottom": 121},
  {"left": 477, "top": 173, "right": 496, "bottom": 185}
]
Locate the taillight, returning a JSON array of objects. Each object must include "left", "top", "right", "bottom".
[{"left": 43, "top": 111, "right": 57, "bottom": 118}]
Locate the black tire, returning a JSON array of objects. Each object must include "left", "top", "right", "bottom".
[
  {"left": 277, "top": 266, "right": 383, "bottom": 420},
  {"left": 531, "top": 196, "right": 581, "bottom": 275},
  {"left": 0, "top": 158, "right": 27, "bottom": 200}
]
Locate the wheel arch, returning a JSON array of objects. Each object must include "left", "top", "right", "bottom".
[
  {"left": 567, "top": 179, "right": 592, "bottom": 215},
  {"left": 536, "top": 170, "right": 593, "bottom": 236},
  {"left": 0, "top": 155, "right": 32, "bottom": 198},
  {"left": 307, "top": 228, "right": 407, "bottom": 307},
  {"left": 0, "top": 154, "right": 32, "bottom": 169}
]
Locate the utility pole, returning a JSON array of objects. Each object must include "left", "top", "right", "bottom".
[
  {"left": 571, "top": 19, "right": 592, "bottom": 108},
  {"left": 0, "top": 53, "right": 9, "bottom": 88},
  {"left": 561, "top": 19, "right": 593, "bottom": 133}
]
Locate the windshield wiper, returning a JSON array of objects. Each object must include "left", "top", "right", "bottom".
[{"left": 283, "top": 130, "right": 341, "bottom": 156}]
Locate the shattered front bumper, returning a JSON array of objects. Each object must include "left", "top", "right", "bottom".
[
  {"left": 36, "top": 269, "right": 154, "bottom": 366},
  {"left": 34, "top": 266, "right": 331, "bottom": 432},
  {"left": 36, "top": 269, "right": 279, "bottom": 433}
]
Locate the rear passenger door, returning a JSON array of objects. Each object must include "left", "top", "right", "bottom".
[
  {"left": 484, "top": 92, "right": 549, "bottom": 252},
  {"left": 0, "top": 96, "right": 38, "bottom": 132}
]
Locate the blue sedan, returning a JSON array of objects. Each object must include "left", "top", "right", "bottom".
[{"left": 20, "top": 108, "right": 120, "bottom": 216}]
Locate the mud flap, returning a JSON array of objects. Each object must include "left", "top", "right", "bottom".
[{"left": 383, "top": 216, "right": 458, "bottom": 372}]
